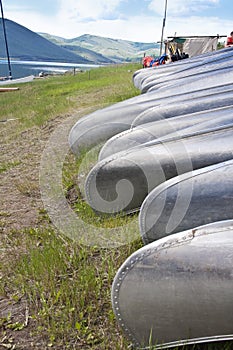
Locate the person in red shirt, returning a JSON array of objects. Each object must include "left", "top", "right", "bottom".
[{"left": 225, "top": 31, "right": 233, "bottom": 47}]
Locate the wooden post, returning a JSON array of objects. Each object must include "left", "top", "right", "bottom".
[{"left": 160, "top": 0, "right": 168, "bottom": 56}]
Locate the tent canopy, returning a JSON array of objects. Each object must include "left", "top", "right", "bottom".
[{"left": 166, "top": 35, "right": 226, "bottom": 57}]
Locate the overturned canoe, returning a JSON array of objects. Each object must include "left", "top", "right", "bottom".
[
  {"left": 140, "top": 50, "right": 233, "bottom": 93},
  {"left": 133, "top": 55, "right": 202, "bottom": 89},
  {"left": 140, "top": 159, "right": 233, "bottom": 244},
  {"left": 85, "top": 125, "right": 233, "bottom": 214},
  {"left": 68, "top": 70, "right": 233, "bottom": 155},
  {"left": 134, "top": 47, "right": 233, "bottom": 91},
  {"left": 112, "top": 220, "right": 233, "bottom": 349},
  {"left": 132, "top": 89, "right": 233, "bottom": 127},
  {"left": 147, "top": 65, "right": 233, "bottom": 94},
  {"left": 99, "top": 104, "right": 233, "bottom": 160},
  {"left": 133, "top": 47, "right": 233, "bottom": 90}
]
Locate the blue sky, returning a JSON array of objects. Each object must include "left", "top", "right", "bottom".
[{"left": 2, "top": 0, "right": 233, "bottom": 42}]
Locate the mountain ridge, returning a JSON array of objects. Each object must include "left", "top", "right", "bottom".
[
  {"left": 0, "top": 18, "right": 159, "bottom": 64},
  {"left": 0, "top": 19, "right": 92, "bottom": 64},
  {"left": 40, "top": 33, "right": 160, "bottom": 63}
]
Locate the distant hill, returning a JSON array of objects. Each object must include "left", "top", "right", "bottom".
[
  {"left": 0, "top": 18, "right": 160, "bottom": 64},
  {"left": 0, "top": 19, "right": 91, "bottom": 64},
  {"left": 37, "top": 33, "right": 115, "bottom": 64},
  {"left": 40, "top": 33, "right": 160, "bottom": 63}
]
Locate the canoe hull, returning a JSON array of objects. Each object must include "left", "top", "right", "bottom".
[
  {"left": 133, "top": 47, "right": 233, "bottom": 91},
  {"left": 85, "top": 126, "right": 233, "bottom": 215},
  {"left": 112, "top": 220, "right": 233, "bottom": 349},
  {"left": 134, "top": 47, "right": 233, "bottom": 92},
  {"left": 99, "top": 105, "right": 233, "bottom": 160},
  {"left": 140, "top": 159, "right": 233, "bottom": 244},
  {"left": 69, "top": 70, "right": 233, "bottom": 155}
]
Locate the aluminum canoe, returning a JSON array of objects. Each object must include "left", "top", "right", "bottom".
[
  {"left": 140, "top": 159, "right": 233, "bottom": 244},
  {"left": 68, "top": 73, "right": 233, "bottom": 156},
  {"left": 133, "top": 47, "right": 233, "bottom": 91},
  {"left": 140, "top": 50, "right": 233, "bottom": 93},
  {"left": 146, "top": 65, "right": 233, "bottom": 94},
  {"left": 132, "top": 89, "right": 233, "bottom": 127},
  {"left": 112, "top": 219, "right": 233, "bottom": 349},
  {"left": 133, "top": 47, "right": 225, "bottom": 88},
  {"left": 85, "top": 125, "right": 233, "bottom": 214},
  {"left": 99, "top": 104, "right": 233, "bottom": 160}
]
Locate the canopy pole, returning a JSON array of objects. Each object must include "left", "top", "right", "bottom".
[
  {"left": 160, "top": 0, "right": 168, "bottom": 56},
  {"left": 0, "top": 0, "right": 12, "bottom": 79}
]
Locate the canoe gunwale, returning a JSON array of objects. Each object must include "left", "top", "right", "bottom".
[{"left": 152, "top": 334, "right": 233, "bottom": 350}]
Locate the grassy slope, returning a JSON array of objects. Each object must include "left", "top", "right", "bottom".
[
  {"left": 0, "top": 64, "right": 232, "bottom": 350},
  {"left": 0, "top": 64, "right": 143, "bottom": 349}
]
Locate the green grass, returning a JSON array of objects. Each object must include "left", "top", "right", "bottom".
[
  {"left": 0, "top": 63, "right": 143, "bottom": 349},
  {"left": 15, "top": 229, "right": 125, "bottom": 344},
  {"left": 1, "top": 227, "right": 142, "bottom": 349},
  {"left": 0, "top": 64, "right": 141, "bottom": 133},
  {"left": 0, "top": 160, "right": 21, "bottom": 174},
  {"left": 1, "top": 63, "right": 233, "bottom": 350}
]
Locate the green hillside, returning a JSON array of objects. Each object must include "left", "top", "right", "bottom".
[{"left": 40, "top": 33, "right": 160, "bottom": 62}]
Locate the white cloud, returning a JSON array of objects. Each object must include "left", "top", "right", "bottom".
[
  {"left": 4, "top": 0, "right": 230, "bottom": 43},
  {"left": 148, "top": 0, "right": 220, "bottom": 17},
  {"left": 58, "top": 0, "right": 123, "bottom": 20},
  {"left": 166, "top": 15, "right": 229, "bottom": 38},
  {"left": 45, "top": 14, "right": 230, "bottom": 42},
  {"left": 4, "top": 9, "right": 58, "bottom": 34}
]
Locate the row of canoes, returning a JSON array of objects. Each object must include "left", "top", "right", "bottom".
[
  {"left": 69, "top": 47, "right": 233, "bottom": 155},
  {"left": 68, "top": 47, "right": 233, "bottom": 348}
]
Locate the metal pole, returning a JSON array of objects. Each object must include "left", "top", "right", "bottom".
[
  {"left": 0, "top": 0, "right": 12, "bottom": 79},
  {"left": 160, "top": 0, "right": 168, "bottom": 56}
]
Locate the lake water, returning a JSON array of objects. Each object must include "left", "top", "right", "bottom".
[{"left": 0, "top": 59, "right": 101, "bottom": 79}]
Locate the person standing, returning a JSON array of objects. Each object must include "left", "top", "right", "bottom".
[{"left": 225, "top": 31, "right": 233, "bottom": 47}]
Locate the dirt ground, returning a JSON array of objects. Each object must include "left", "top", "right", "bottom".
[{"left": 0, "top": 114, "right": 75, "bottom": 349}]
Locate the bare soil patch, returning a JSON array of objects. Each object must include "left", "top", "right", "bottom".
[{"left": 0, "top": 114, "right": 77, "bottom": 349}]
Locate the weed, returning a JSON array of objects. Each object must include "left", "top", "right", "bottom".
[{"left": 0, "top": 160, "right": 21, "bottom": 174}]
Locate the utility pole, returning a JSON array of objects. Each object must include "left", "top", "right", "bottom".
[
  {"left": 0, "top": 0, "right": 12, "bottom": 79},
  {"left": 160, "top": 0, "right": 168, "bottom": 56}
]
